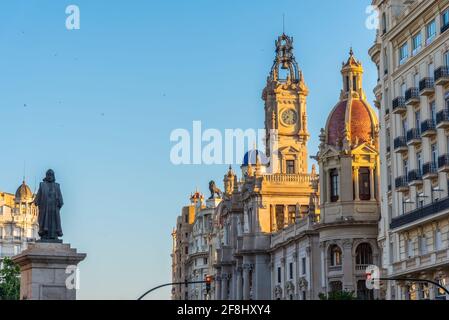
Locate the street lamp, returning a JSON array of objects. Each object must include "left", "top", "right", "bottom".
[
  {"left": 402, "top": 199, "right": 414, "bottom": 215},
  {"left": 416, "top": 194, "right": 428, "bottom": 208},
  {"left": 431, "top": 187, "right": 444, "bottom": 203}
]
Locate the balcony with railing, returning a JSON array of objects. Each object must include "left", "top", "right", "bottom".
[
  {"left": 392, "top": 97, "right": 406, "bottom": 114},
  {"left": 435, "top": 66, "right": 449, "bottom": 86},
  {"left": 390, "top": 195, "right": 449, "bottom": 229},
  {"left": 419, "top": 78, "right": 435, "bottom": 96},
  {"left": 436, "top": 109, "right": 449, "bottom": 129},
  {"left": 394, "top": 136, "right": 408, "bottom": 153},
  {"left": 420, "top": 119, "right": 436, "bottom": 137},
  {"left": 407, "top": 169, "right": 423, "bottom": 186},
  {"left": 422, "top": 162, "right": 438, "bottom": 179},
  {"left": 328, "top": 265, "right": 342, "bottom": 273},
  {"left": 355, "top": 264, "right": 369, "bottom": 272},
  {"left": 438, "top": 154, "right": 449, "bottom": 172},
  {"left": 405, "top": 88, "right": 420, "bottom": 106},
  {"left": 406, "top": 128, "right": 421, "bottom": 146},
  {"left": 395, "top": 176, "right": 409, "bottom": 192}
]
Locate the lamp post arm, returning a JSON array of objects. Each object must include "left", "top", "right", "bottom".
[{"left": 137, "top": 280, "right": 208, "bottom": 300}]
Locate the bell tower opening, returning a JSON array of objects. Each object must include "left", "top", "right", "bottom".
[{"left": 262, "top": 33, "right": 310, "bottom": 175}]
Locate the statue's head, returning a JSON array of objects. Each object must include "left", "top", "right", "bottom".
[{"left": 44, "top": 169, "right": 55, "bottom": 183}]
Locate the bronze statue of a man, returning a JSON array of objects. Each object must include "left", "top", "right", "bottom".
[{"left": 34, "top": 169, "right": 64, "bottom": 242}]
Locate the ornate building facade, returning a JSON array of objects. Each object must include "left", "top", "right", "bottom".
[
  {"left": 369, "top": 0, "right": 449, "bottom": 300},
  {"left": 172, "top": 34, "right": 381, "bottom": 300},
  {"left": 0, "top": 180, "right": 39, "bottom": 264}
]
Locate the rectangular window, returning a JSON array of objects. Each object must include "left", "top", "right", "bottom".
[
  {"left": 302, "top": 257, "right": 306, "bottom": 275},
  {"left": 359, "top": 167, "right": 371, "bottom": 200},
  {"left": 286, "top": 160, "right": 295, "bottom": 174},
  {"left": 275, "top": 205, "right": 285, "bottom": 230},
  {"left": 185, "top": 214, "right": 189, "bottom": 223},
  {"left": 399, "top": 42, "right": 408, "bottom": 65},
  {"left": 403, "top": 159, "right": 408, "bottom": 177},
  {"left": 277, "top": 267, "right": 281, "bottom": 283},
  {"left": 203, "top": 258, "right": 208, "bottom": 265},
  {"left": 426, "top": 20, "right": 436, "bottom": 45},
  {"left": 430, "top": 101, "right": 436, "bottom": 123},
  {"left": 414, "top": 73, "right": 420, "bottom": 88},
  {"left": 407, "top": 239, "right": 414, "bottom": 258},
  {"left": 185, "top": 246, "right": 188, "bottom": 254},
  {"left": 288, "top": 205, "right": 296, "bottom": 224},
  {"left": 412, "top": 33, "right": 422, "bottom": 55},
  {"left": 330, "top": 169, "right": 339, "bottom": 202},
  {"left": 289, "top": 262, "right": 293, "bottom": 280},
  {"left": 445, "top": 52, "right": 449, "bottom": 67},
  {"left": 386, "top": 128, "right": 391, "bottom": 149},
  {"left": 389, "top": 241, "right": 394, "bottom": 263},
  {"left": 416, "top": 153, "right": 423, "bottom": 175},
  {"left": 431, "top": 143, "right": 438, "bottom": 165},
  {"left": 420, "top": 235, "right": 427, "bottom": 255},
  {"left": 353, "top": 76, "right": 357, "bottom": 91},
  {"left": 442, "top": 9, "right": 449, "bottom": 30},
  {"left": 401, "top": 83, "right": 407, "bottom": 97},
  {"left": 435, "top": 230, "right": 442, "bottom": 250},
  {"left": 415, "top": 110, "right": 420, "bottom": 131}
]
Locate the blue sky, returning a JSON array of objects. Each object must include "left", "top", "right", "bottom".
[{"left": 0, "top": 0, "right": 376, "bottom": 299}]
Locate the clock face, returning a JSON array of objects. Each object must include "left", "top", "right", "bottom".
[{"left": 281, "top": 109, "right": 297, "bottom": 126}]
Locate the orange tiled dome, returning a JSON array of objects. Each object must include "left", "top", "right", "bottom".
[{"left": 327, "top": 99, "right": 375, "bottom": 147}]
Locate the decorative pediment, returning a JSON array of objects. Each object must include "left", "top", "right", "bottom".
[
  {"left": 318, "top": 145, "right": 340, "bottom": 159},
  {"left": 351, "top": 142, "right": 378, "bottom": 155},
  {"left": 278, "top": 145, "right": 301, "bottom": 154}
]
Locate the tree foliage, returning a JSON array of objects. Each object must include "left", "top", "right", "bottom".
[
  {"left": 0, "top": 257, "right": 20, "bottom": 300},
  {"left": 319, "top": 290, "right": 356, "bottom": 300}
]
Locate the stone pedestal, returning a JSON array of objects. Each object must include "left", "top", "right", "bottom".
[{"left": 12, "top": 242, "right": 86, "bottom": 300}]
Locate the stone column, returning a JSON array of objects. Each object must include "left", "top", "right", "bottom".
[
  {"left": 215, "top": 275, "right": 222, "bottom": 300},
  {"left": 243, "top": 264, "right": 251, "bottom": 300},
  {"left": 342, "top": 240, "right": 354, "bottom": 292},
  {"left": 370, "top": 167, "right": 375, "bottom": 200},
  {"left": 221, "top": 273, "right": 228, "bottom": 300},
  {"left": 354, "top": 167, "right": 360, "bottom": 200},
  {"left": 12, "top": 242, "right": 86, "bottom": 300},
  {"left": 236, "top": 267, "right": 243, "bottom": 300}
]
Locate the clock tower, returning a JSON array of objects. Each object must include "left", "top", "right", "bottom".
[{"left": 262, "top": 33, "right": 309, "bottom": 174}]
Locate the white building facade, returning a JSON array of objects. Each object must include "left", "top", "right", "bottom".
[{"left": 370, "top": 0, "right": 449, "bottom": 300}]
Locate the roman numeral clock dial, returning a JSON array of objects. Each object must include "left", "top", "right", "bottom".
[{"left": 281, "top": 109, "right": 297, "bottom": 126}]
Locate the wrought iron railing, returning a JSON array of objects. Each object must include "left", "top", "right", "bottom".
[{"left": 391, "top": 196, "right": 449, "bottom": 229}]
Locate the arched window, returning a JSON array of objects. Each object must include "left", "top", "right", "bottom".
[
  {"left": 329, "top": 245, "right": 342, "bottom": 266},
  {"left": 359, "top": 167, "right": 371, "bottom": 200},
  {"left": 356, "top": 243, "right": 373, "bottom": 265}
]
